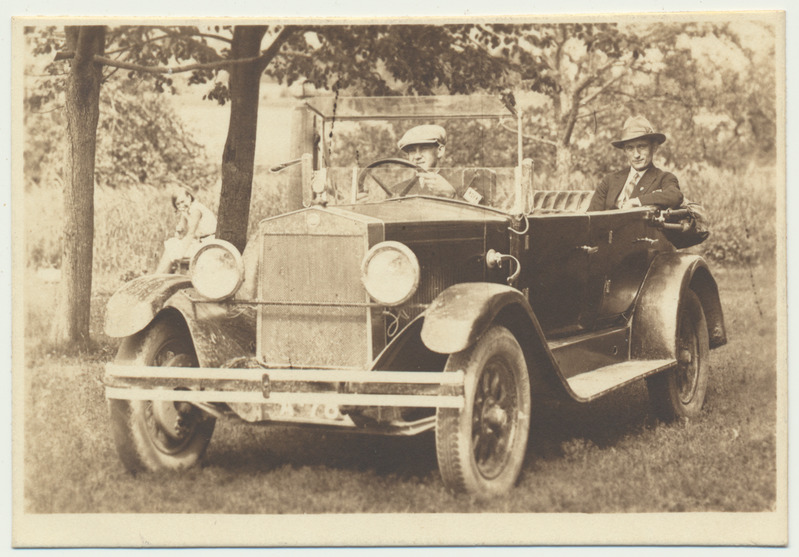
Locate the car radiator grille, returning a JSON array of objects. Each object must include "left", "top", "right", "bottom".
[
  {"left": 403, "top": 239, "right": 486, "bottom": 318},
  {"left": 258, "top": 230, "right": 372, "bottom": 369}
]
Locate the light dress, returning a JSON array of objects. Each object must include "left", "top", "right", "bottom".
[{"left": 163, "top": 200, "right": 218, "bottom": 262}]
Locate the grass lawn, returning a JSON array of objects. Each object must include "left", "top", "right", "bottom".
[{"left": 20, "top": 261, "right": 779, "bottom": 515}]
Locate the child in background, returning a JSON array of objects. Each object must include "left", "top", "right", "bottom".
[{"left": 154, "top": 185, "right": 217, "bottom": 274}]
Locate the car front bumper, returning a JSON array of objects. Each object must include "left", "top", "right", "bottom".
[{"left": 104, "top": 363, "right": 465, "bottom": 410}]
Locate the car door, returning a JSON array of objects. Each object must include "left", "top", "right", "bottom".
[
  {"left": 520, "top": 213, "right": 591, "bottom": 336},
  {"left": 582, "top": 209, "right": 658, "bottom": 330}
]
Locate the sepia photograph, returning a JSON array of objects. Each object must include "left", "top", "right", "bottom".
[{"left": 9, "top": 2, "right": 789, "bottom": 549}]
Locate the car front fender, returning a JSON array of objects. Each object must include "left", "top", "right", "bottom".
[
  {"left": 631, "top": 252, "right": 727, "bottom": 360},
  {"left": 105, "top": 274, "right": 192, "bottom": 338},
  {"left": 112, "top": 288, "right": 256, "bottom": 369},
  {"left": 421, "top": 282, "right": 541, "bottom": 354}
]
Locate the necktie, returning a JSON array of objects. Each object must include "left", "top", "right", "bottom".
[{"left": 617, "top": 172, "right": 640, "bottom": 208}]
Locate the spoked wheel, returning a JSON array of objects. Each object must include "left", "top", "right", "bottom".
[
  {"left": 108, "top": 318, "right": 216, "bottom": 473},
  {"left": 646, "top": 290, "right": 710, "bottom": 421},
  {"left": 357, "top": 158, "right": 424, "bottom": 198},
  {"left": 436, "top": 325, "right": 531, "bottom": 497}
]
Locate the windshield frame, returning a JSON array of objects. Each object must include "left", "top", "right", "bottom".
[{"left": 301, "top": 94, "right": 527, "bottom": 214}]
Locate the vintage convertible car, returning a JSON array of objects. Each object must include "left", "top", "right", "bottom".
[{"left": 104, "top": 95, "right": 726, "bottom": 497}]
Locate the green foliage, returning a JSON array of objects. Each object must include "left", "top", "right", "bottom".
[
  {"left": 249, "top": 165, "right": 293, "bottom": 224},
  {"left": 106, "top": 25, "right": 228, "bottom": 96},
  {"left": 94, "top": 79, "right": 218, "bottom": 189},
  {"left": 633, "top": 22, "right": 777, "bottom": 172},
  {"left": 271, "top": 25, "right": 509, "bottom": 96},
  {"left": 471, "top": 21, "right": 778, "bottom": 182},
  {"left": 680, "top": 164, "right": 777, "bottom": 265},
  {"left": 299, "top": 20, "right": 777, "bottom": 188},
  {"left": 24, "top": 73, "right": 217, "bottom": 190},
  {"left": 25, "top": 168, "right": 292, "bottom": 291}
]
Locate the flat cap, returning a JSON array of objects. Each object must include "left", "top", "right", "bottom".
[{"left": 397, "top": 125, "right": 447, "bottom": 151}]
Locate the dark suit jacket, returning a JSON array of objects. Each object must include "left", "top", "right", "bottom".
[
  {"left": 392, "top": 170, "right": 456, "bottom": 198},
  {"left": 588, "top": 165, "right": 683, "bottom": 212}
]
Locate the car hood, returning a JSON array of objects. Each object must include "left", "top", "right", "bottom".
[
  {"left": 236, "top": 196, "right": 511, "bottom": 301},
  {"left": 336, "top": 195, "right": 511, "bottom": 226}
]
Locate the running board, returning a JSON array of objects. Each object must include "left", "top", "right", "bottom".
[{"left": 566, "top": 358, "right": 676, "bottom": 401}]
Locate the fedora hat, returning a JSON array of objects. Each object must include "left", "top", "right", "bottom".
[
  {"left": 397, "top": 124, "right": 447, "bottom": 151},
  {"left": 611, "top": 116, "right": 666, "bottom": 149}
]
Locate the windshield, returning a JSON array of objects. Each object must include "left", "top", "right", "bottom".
[
  {"left": 313, "top": 110, "right": 524, "bottom": 212},
  {"left": 321, "top": 165, "right": 521, "bottom": 213},
  {"left": 292, "top": 94, "right": 530, "bottom": 213}
]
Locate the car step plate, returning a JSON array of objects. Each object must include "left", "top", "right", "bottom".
[{"left": 566, "top": 358, "right": 676, "bottom": 401}]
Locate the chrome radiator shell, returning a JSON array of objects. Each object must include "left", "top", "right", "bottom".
[{"left": 256, "top": 208, "right": 384, "bottom": 369}]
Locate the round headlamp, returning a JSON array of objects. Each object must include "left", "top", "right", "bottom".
[
  {"left": 189, "top": 240, "right": 244, "bottom": 301},
  {"left": 361, "top": 241, "right": 420, "bottom": 306}
]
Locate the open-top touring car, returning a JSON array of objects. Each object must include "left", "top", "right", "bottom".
[{"left": 104, "top": 95, "right": 726, "bottom": 497}]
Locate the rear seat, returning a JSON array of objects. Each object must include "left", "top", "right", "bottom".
[{"left": 530, "top": 190, "right": 593, "bottom": 213}]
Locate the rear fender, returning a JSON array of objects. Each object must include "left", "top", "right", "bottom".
[{"left": 631, "top": 253, "right": 727, "bottom": 360}]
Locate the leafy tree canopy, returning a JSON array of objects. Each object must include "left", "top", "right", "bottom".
[{"left": 27, "top": 20, "right": 776, "bottom": 188}]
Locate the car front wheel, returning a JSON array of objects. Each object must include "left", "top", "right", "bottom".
[
  {"left": 435, "top": 325, "right": 531, "bottom": 497},
  {"left": 646, "top": 290, "right": 710, "bottom": 421},
  {"left": 108, "top": 318, "right": 215, "bottom": 473}
]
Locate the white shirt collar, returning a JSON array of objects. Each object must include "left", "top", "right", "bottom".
[{"left": 627, "top": 166, "right": 648, "bottom": 182}]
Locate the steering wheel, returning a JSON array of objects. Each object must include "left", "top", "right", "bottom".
[{"left": 357, "top": 158, "right": 426, "bottom": 198}]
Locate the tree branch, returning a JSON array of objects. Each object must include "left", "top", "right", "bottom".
[
  {"left": 103, "top": 33, "right": 170, "bottom": 56},
  {"left": 104, "top": 30, "right": 232, "bottom": 58},
  {"left": 499, "top": 119, "right": 558, "bottom": 147},
  {"left": 254, "top": 26, "right": 293, "bottom": 73},
  {"left": 573, "top": 58, "right": 618, "bottom": 98},
  {"left": 68, "top": 51, "right": 275, "bottom": 74},
  {"left": 58, "top": 27, "right": 290, "bottom": 75},
  {"left": 578, "top": 71, "right": 626, "bottom": 107},
  {"left": 151, "top": 26, "right": 233, "bottom": 45}
]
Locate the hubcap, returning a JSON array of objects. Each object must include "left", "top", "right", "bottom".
[
  {"left": 472, "top": 358, "right": 517, "bottom": 479},
  {"left": 144, "top": 349, "right": 201, "bottom": 454}
]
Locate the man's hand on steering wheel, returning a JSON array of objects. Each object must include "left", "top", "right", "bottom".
[
  {"left": 416, "top": 172, "right": 456, "bottom": 198},
  {"left": 357, "top": 158, "right": 424, "bottom": 198},
  {"left": 357, "top": 158, "right": 455, "bottom": 198}
]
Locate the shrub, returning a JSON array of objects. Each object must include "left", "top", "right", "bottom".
[
  {"left": 678, "top": 164, "right": 777, "bottom": 265},
  {"left": 24, "top": 166, "right": 292, "bottom": 293}
]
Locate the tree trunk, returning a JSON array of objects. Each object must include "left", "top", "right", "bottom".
[
  {"left": 52, "top": 26, "right": 105, "bottom": 348},
  {"left": 217, "top": 26, "right": 268, "bottom": 252},
  {"left": 554, "top": 101, "right": 578, "bottom": 190},
  {"left": 555, "top": 142, "right": 572, "bottom": 190}
]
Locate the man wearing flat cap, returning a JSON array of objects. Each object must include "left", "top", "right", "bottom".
[
  {"left": 588, "top": 116, "right": 683, "bottom": 211},
  {"left": 393, "top": 124, "right": 457, "bottom": 198}
]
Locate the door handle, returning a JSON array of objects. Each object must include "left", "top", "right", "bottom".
[
  {"left": 577, "top": 245, "right": 599, "bottom": 255},
  {"left": 634, "top": 237, "right": 658, "bottom": 245}
]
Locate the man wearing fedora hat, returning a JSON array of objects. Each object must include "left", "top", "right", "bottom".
[
  {"left": 393, "top": 124, "right": 457, "bottom": 198},
  {"left": 588, "top": 116, "right": 683, "bottom": 211}
]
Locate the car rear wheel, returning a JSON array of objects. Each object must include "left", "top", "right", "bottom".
[
  {"left": 108, "top": 318, "right": 215, "bottom": 473},
  {"left": 435, "top": 325, "right": 531, "bottom": 497},
  {"left": 646, "top": 290, "right": 710, "bottom": 421}
]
